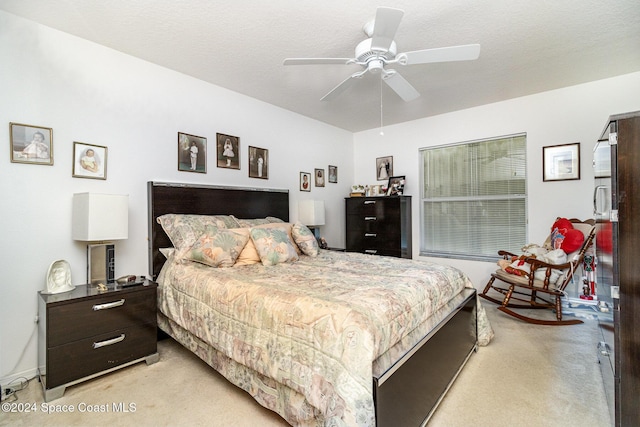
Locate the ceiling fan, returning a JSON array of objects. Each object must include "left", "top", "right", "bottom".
[{"left": 283, "top": 7, "right": 480, "bottom": 102}]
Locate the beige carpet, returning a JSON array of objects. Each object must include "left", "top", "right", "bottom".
[{"left": 1, "top": 305, "right": 611, "bottom": 426}]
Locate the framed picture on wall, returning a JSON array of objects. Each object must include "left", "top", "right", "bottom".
[
  {"left": 543, "top": 142, "right": 580, "bottom": 182},
  {"left": 9, "top": 122, "right": 53, "bottom": 165},
  {"left": 314, "top": 168, "right": 325, "bottom": 187},
  {"left": 217, "top": 133, "right": 240, "bottom": 169},
  {"left": 300, "top": 171, "right": 311, "bottom": 192},
  {"left": 72, "top": 141, "right": 107, "bottom": 180},
  {"left": 249, "top": 146, "right": 268, "bottom": 179},
  {"left": 376, "top": 156, "right": 393, "bottom": 181},
  {"left": 328, "top": 165, "right": 338, "bottom": 183},
  {"left": 178, "top": 132, "right": 206, "bottom": 173}
]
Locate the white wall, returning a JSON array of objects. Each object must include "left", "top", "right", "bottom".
[
  {"left": 0, "top": 11, "right": 353, "bottom": 384},
  {"left": 353, "top": 72, "right": 640, "bottom": 287}
]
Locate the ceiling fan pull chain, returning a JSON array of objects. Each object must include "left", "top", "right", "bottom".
[{"left": 380, "top": 77, "right": 384, "bottom": 136}]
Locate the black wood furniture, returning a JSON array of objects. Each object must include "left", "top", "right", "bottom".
[
  {"left": 38, "top": 281, "right": 159, "bottom": 402},
  {"left": 345, "top": 195, "right": 412, "bottom": 258},
  {"left": 596, "top": 111, "right": 640, "bottom": 426},
  {"left": 147, "top": 181, "right": 289, "bottom": 280},
  {"left": 148, "top": 183, "right": 477, "bottom": 426}
]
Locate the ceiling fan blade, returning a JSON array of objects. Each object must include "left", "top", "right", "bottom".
[
  {"left": 283, "top": 58, "right": 353, "bottom": 66},
  {"left": 370, "top": 7, "right": 404, "bottom": 52},
  {"left": 321, "top": 73, "right": 360, "bottom": 101},
  {"left": 383, "top": 70, "right": 420, "bottom": 102},
  {"left": 399, "top": 44, "right": 481, "bottom": 65}
]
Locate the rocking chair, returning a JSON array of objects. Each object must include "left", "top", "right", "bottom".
[{"left": 480, "top": 218, "right": 596, "bottom": 326}]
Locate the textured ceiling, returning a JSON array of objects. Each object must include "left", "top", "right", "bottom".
[{"left": 1, "top": 1, "right": 640, "bottom": 132}]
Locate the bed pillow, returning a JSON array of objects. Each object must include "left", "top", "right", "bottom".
[
  {"left": 292, "top": 222, "right": 319, "bottom": 257},
  {"left": 233, "top": 216, "right": 286, "bottom": 228},
  {"left": 184, "top": 227, "right": 250, "bottom": 268},
  {"left": 233, "top": 232, "right": 262, "bottom": 266},
  {"left": 157, "top": 214, "right": 241, "bottom": 251},
  {"left": 250, "top": 224, "right": 299, "bottom": 266}
]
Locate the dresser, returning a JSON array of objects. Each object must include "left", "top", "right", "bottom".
[
  {"left": 38, "top": 281, "right": 159, "bottom": 402},
  {"left": 345, "top": 196, "right": 412, "bottom": 258}
]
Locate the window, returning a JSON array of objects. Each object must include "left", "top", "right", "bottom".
[{"left": 420, "top": 134, "right": 527, "bottom": 261}]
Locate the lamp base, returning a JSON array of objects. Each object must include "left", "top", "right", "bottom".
[{"left": 87, "top": 243, "right": 115, "bottom": 285}]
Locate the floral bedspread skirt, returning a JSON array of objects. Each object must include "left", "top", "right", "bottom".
[{"left": 157, "top": 250, "right": 493, "bottom": 426}]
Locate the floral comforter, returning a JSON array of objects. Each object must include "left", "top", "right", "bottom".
[{"left": 157, "top": 250, "right": 493, "bottom": 426}]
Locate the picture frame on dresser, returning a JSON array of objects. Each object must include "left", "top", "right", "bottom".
[
  {"left": 72, "top": 141, "right": 107, "bottom": 180},
  {"left": 387, "top": 176, "right": 405, "bottom": 196},
  {"left": 9, "top": 122, "right": 53, "bottom": 165}
]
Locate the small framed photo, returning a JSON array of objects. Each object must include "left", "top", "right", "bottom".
[
  {"left": 387, "top": 175, "right": 406, "bottom": 196},
  {"left": 249, "top": 146, "right": 268, "bottom": 179},
  {"left": 178, "top": 132, "right": 207, "bottom": 173},
  {"left": 217, "top": 133, "right": 240, "bottom": 169},
  {"left": 300, "top": 171, "right": 311, "bottom": 192},
  {"left": 314, "top": 168, "right": 325, "bottom": 187},
  {"left": 72, "top": 141, "right": 107, "bottom": 180},
  {"left": 376, "top": 156, "right": 393, "bottom": 181},
  {"left": 328, "top": 165, "right": 338, "bottom": 183},
  {"left": 543, "top": 143, "right": 580, "bottom": 182},
  {"left": 10, "top": 122, "right": 53, "bottom": 165}
]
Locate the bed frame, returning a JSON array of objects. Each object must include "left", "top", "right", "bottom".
[{"left": 147, "top": 181, "right": 477, "bottom": 426}]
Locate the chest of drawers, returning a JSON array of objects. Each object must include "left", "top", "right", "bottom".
[
  {"left": 38, "top": 281, "right": 159, "bottom": 401},
  {"left": 345, "top": 196, "right": 412, "bottom": 258}
]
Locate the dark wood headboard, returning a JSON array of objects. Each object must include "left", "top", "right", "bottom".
[{"left": 147, "top": 181, "right": 290, "bottom": 279}]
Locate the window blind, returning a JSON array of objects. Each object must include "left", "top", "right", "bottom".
[{"left": 420, "top": 134, "right": 527, "bottom": 260}]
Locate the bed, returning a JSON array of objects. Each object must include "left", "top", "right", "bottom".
[{"left": 147, "top": 181, "right": 493, "bottom": 426}]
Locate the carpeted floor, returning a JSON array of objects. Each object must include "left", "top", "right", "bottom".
[{"left": 1, "top": 304, "right": 611, "bottom": 426}]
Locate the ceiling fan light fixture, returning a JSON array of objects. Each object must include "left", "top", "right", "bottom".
[{"left": 368, "top": 59, "right": 384, "bottom": 74}]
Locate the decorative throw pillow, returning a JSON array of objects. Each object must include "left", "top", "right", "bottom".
[
  {"left": 157, "top": 214, "right": 241, "bottom": 251},
  {"left": 185, "top": 227, "right": 250, "bottom": 268},
  {"left": 292, "top": 222, "right": 319, "bottom": 257},
  {"left": 250, "top": 225, "right": 299, "bottom": 266}
]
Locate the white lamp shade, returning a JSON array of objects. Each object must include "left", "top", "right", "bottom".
[
  {"left": 298, "top": 200, "right": 325, "bottom": 226},
  {"left": 72, "top": 193, "right": 129, "bottom": 241}
]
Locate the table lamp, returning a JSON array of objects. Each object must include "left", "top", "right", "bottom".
[
  {"left": 72, "top": 193, "right": 128, "bottom": 285},
  {"left": 298, "top": 200, "right": 325, "bottom": 240}
]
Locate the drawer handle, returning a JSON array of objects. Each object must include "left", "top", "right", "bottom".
[
  {"left": 93, "top": 334, "right": 125, "bottom": 349},
  {"left": 365, "top": 233, "right": 377, "bottom": 237},
  {"left": 364, "top": 200, "right": 376, "bottom": 205},
  {"left": 364, "top": 216, "right": 377, "bottom": 221},
  {"left": 92, "top": 299, "right": 125, "bottom": 311},
  {"left": 365, "top": 249, "right": 378, "bottom": 254}
]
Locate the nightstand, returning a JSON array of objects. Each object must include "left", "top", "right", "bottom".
[{"left": 38, "top": 281, "right": 159, "bottom": 402}]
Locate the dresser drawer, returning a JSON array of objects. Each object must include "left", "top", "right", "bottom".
[
  {"left": 346, "top": 198, "right": 397, "bottom": 216},
  {"left": 46, "top": 322, "right": 157, "bottom": 388},
  {"left": 47, "top": 287, "right": 156, "bottom": 347}
]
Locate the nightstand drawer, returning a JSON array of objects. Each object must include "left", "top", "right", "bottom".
[
  {"left": 48, "top": 288, "right": 156, "bottom": 347},
  {"left": 46, "top": 322, "right": 157, "bottom": 388}
]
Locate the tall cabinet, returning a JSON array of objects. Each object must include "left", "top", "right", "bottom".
[
  {"left": 345, "top": 196, "right": 411, "bottom": 258},
  {"left": 594, "top": 111, "right": 640, "bottom": 426}
]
